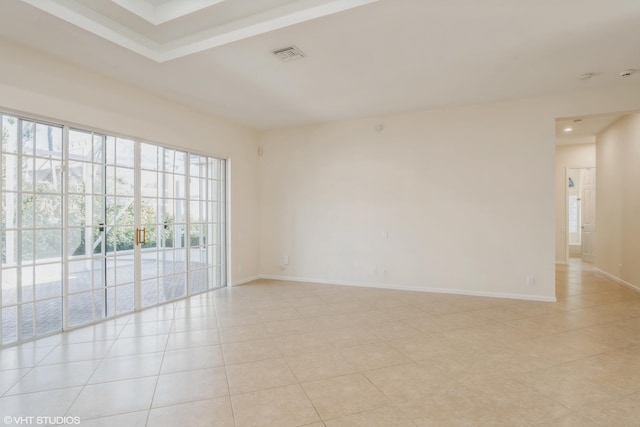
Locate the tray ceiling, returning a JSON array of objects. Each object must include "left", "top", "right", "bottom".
[
  {"left": 18, "top": 0, "right": 380, "bottom": 62},
  {"left": 2, "top": 0, "right": 639, "bottom": 130}
]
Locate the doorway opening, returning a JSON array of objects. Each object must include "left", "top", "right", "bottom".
[{"left": 566, "top": 167, "right": 596, "bottom": 262}]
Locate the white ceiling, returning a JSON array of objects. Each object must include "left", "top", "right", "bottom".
[
  {"left": 0, "top": 0, "right": 639, "bottom": 130},
  {"left": 556, "top": 114, "right": 625, "bottom": 145}
]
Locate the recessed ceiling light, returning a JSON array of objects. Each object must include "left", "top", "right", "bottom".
[
  {"left": 619, "top": 69, "right": 636, "bottom": 77},
  {"left": 577, "top": 73, "right": 593, "bottom": 80},
  {"left": 563, "top": 127, "right": 573, "bottom": 132}
]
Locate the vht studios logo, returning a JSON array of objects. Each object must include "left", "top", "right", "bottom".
[{"left": 3, "top": 416, "right": 81, "bottom": 425}]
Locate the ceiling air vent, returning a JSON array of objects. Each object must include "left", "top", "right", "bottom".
[{"left": 272, "top": 46, "right": 305, "bottom": 62}]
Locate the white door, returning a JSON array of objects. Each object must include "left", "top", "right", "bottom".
[{"left": 581, "top": 168, "right": 596, "bottom": 263}]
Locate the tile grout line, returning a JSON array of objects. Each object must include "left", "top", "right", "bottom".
[
  {"left": 212, "top": 295, "right": 238, "bottom": 427},
  {"left": 0, "top": 343, "right": 59, "bottom": 398},
  {"left": 144, "top": 301, "right": 177, "bottom": 426},
  {"left": 62, "top": 318, "right": 131, "bottom": 418}
]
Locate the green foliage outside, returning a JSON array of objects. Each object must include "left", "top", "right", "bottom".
[{"left": 1, "top": 115, "right": 210, "bottom": 263}]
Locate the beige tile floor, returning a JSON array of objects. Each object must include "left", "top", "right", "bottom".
[{"left": 1, "top": 260, "right": 640, "bottom": 426}]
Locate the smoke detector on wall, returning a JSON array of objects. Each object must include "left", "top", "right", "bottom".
[{"left": 272, "top": 46, "right": 306, "bottom": 62}]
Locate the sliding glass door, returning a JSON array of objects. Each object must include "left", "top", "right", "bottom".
[
  {"left": 1, "top": 112, "right": 227, "bottom": 346},
  {"left": 67, "top": 130, "right": 137, "bottom": 326},
  {"left": 67, "top": 129, "right": 106, "bottom": 326},
  {"left": 139, "top": 144, "right": 188, "bottom": 308},
  {"left": 1, "top": 117, "right": 64, "bottom": 344},
  {"left": 189, "top": 154, "right": 226, "bottom": 294}
]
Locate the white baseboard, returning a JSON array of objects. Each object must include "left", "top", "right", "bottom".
[
  {"left": 259, "top": 274, "right": 556, "bottom": 302},
  {"left": 595, "top": 269, "right": 640, "bottom": 293},
  {"left": 230, "top": 275, "right": 261, "bottom": 287}
]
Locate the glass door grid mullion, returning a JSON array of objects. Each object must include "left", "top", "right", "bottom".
[
  {"left": 0, "top": 118, "right": 2, "bottom": 345},
  {"left": 2, "top": 113, "right": 227, "bottom": 346},
  {"left": 186, "top": 150, "right": 191, "bottom": 296},
  {"left": 134, "top": 141, "right": 141, "bottom": 312},
  {"left": 101, "top": 135, "right": 107, "bottom": 320},
  {"left": 62, "top": 125, "right": 69, "bottom": 331},
  {"left": 15, "top": 118, "right": 24, "bottom": 341}
]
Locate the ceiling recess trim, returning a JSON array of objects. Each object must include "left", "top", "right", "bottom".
[
  {"left": 18, "top": 0, "right": 381, "bottom": 62},
  {"left": 111, "top": 0, "right": 226, "bottom": 26}
]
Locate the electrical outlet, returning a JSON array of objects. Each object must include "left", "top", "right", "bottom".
[{"left": 526, "top": 275, "right": 535, "bottom": 286}]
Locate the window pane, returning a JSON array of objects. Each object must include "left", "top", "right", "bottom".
[
  {"left": 141, "top": 279, "right": 158, "bottom": 308},
  {"left": 106, "top": 136, "right": 116, "bottom": 165},
  {"left": 20, "top": 302, "right": 34, "bottom": 340},
  {"left": 22, "top": 230, "right": 34, "bottom": 262},
  {"left": 141, "top": 143, "right": 157, "bottom": 170},
  {"left": 116, "top": 139, "right": 134, "bottom": 167},
  {"left": 106, "top": 166, "right": 116, "bottom": 195},
  {"left": 2, "top": 115, "right": 19, "bottom": 153},
  {"left": 35, "top": 264, "right": 61, "bottom": 299},
  {"left": 69, "top": 130, "right": 93, "bottom": 160},
  {"left": 35, "top": 195, "right": 62, "bottom": 228},
  {"left": 21, "top": 266, "right": 34, "bottom": 302},
  {"left": 2, "top": 154, "right": 18, "bottom": 191},
  {"left": 116, "top": 283, "right": 134, "bottom": 314},
  {"left": 22, "top": 157, "right": 34, "bottom": 192},
  {"left": 116, "top": 167, "right": 134, "bottom": 196},
  {"left": 2, "top": 306, "right": 18, "bottom": 345},
  {"left": 35, "top": 229, "right": 61, "bottom": 260},
  {"left": 1, "top": 268, "right": 18, "bottom": 306},
  {"left": 35, "top": 124, "right": 62, "bottom": 159},
  {"left": 116, "top": 254, "right": 134, "bottom": 285},
  {"left": 36, "top": 298, "right": 62, "bottom": 335},
  {"left": 2, "top": 192, "right": 19, "bottom": 229},
  {"left": 69, "top": 260, "right": 93, "bottom": 293},
  {"left": 69, "top": 292, "right": 93, "bottom": 327},
  {"left": 93, "top": 135, "right": 104, "bottom": 163},
  {"left": 68, "top": 195, "right": 87, "bottom": 227},
  {"left": 94, "top": 290, "right": 106, "bottom": 319},
  {"left": 106, "top": 287, "right": 115, "bottom": 317},
  {"left": 174, "top": 152, "right": 186, "bottom": 174},
  {"left": 209, "top": 180, "right": 219, "bottom": 200},
  {"left": 93, "top": 196, "right": 105, "bottom": 226},
  {"left": 175, "top": 249, "right": 187, "bottom": 273},
  {"left": 22, "top": 121, "right": 35, "bottom": 156},
  {"left": 4, "top": 230, "right": 18, "bottom": 265},
  {"left": 140, "top": 170, "right": 157, "bottom": 197}
]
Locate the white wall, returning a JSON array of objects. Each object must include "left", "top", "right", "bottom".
[
  {"left": 259, "top": 87, "right": 640, "bottom": 301},
  {"left": 596, "top": 113, "right": 640, "bottom": 290},
  {"left": 5, "top": 38, "right": 640, "bottom": 300},
  {"left": 0, "top": 39, "right": 260, "bottom": 285},
  {"left": 555, "top": 144, "right": 596, "bottom": 264}
]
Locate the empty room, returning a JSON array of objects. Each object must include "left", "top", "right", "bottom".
[{"left": 1, "top": 0, "right": 640, "bottom": 426}]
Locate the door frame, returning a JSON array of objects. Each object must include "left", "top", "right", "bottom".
[
  {"left": 564, "top": 165, "right": 596, "bottom": 263},
  {"left": 1, "top": 108, "right": 230, "bottom": 347}
]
